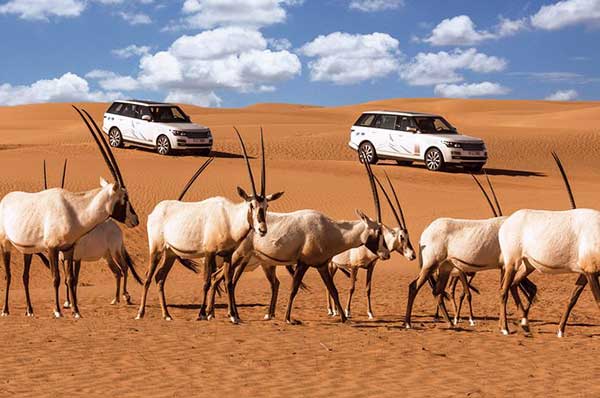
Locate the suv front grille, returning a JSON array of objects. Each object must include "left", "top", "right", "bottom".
[
  {"left": 184, "top": 131, "right": 210, "bottom": 139},
  {"left": 461, "top": 142, "right": 485, "bottom": 151}
]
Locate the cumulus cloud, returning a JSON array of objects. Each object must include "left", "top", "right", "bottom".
[
  {"left": 112, "top": 45, "right": 151, "bottom": 58},
  {"left": 434, "top": 82, "right": 510, "bottom": 98},
  {"left": 399, "top": 48, "right": 507, "bottom": 86},
  {"left": 300, "top": 32, "right": 401, "bottom": 84},
  {"left": 423, "top": 15, "right": 527, "bottom": 46},
  {"left": 86, "top": 70, "right": 141, "bottom": 91},
  {"left": 118, "top": 11, "right": 151, "bottom": 25},
  {"left": 0, "top": 0, "right": 85, "bottom": 20},
  {"left": 349, "top": 0, "right": 404, "bottom": 12},
  {"left": 531, "top": 0, "right": 600, "bottom": 30},
  {"left": 0, "top": 73, "right": 119, "bottom": 105},
  {"left": 164, "top": 89, "right": 222, "bottom": 107},
  {"left": 180, "top": 0, "right": 301, "bottom": 29},
  {"left": 545, "top": 89, "right": 579, "bottom": 101}
]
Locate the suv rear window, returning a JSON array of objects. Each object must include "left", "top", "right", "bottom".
[
  {"left": 373, "top": 114, "right": 397, "bottom": 130},
  {"left": 107, "top": 102, "right": 125, "bottom": 115},
  {"left": 355, "top": 114, "right": 376, "bottom": 127}
]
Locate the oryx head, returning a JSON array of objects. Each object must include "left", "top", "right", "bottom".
[
  {"left": 234, "top": 127, "right": 284, "bottom": 237},
  {"left": 374, "top": 172, "right": 416, "bottom": 261},
  {"left": 357, "top": 151, "right": 390, "bottom": 260},
  {"left": 73, "top": 106, "right": 139, "bottom": 228}
]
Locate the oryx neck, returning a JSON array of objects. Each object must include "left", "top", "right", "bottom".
[
  {"left": 334, "top": 219, "right": 368, "bottom": 252},
  {"left": 67, "top": 187, "right": 113, "bottom": 236},
  {"left": 229, "top": 200, "right": 254, "bottom": 243}
]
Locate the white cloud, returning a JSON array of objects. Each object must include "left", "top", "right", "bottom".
[
  {"left": 118, "top": 11, "right": 151, "bottom": 25},
  {"left": 180, "top": 0, "right": 300, "bottom": 29},
  {"left": 0, "top": 73, "right": 119, "bottom": 105},
  {"left": 434, "top": 81, "right": 510, "bottom": 98},
  {"left": 86, "top": 70, "right": 141, "bottom": 91},
  {"left": 545, "top": 89, "right": 579, "bottom": 101},
  {"left": 531, "top": 0, "right": 600, "bottom": 30},
  {"left": 301, "top": 32, "right": 401, "bottom": 84},
  {"left": 164, "top": 89, "right": 222, "bottom": 107},
  {"left": 349, "top": 0, "right": 404, "bottom": 12},
  {"left": 399, "top": 48, "right": 507, "bottom": 86},
  {"left": 423, "top": 15, "right": 527, "bottom": 46},
  {"left": 112, "top": 45, "right": 151, "bottom": 58},
  {"left": 0, "top": 0, "right": 85, "bottom": 20}
]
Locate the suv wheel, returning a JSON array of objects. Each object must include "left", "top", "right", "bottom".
[
  {"left": 425, "top": 148, "right": 444, "bottom": 171},
  {"left": 358, "top": 142, "right": 378, "bottom": 164},
  {"left": 108, "top": 128, "right": 123, "bottom": 148},
  {"left": 156, "top": 135, "right": 171, "bottom": 156}
]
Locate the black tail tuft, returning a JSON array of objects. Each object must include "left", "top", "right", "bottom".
[
  {"left": 123, "top": 248, "right": 143, "bottom": 285},
  {"left": 178, "top": 258, "right": 200, "bottom": 274},
  {"left": 518, "top": 277, "right": 538, "bottom": 304},
  {"left": 36, "top": 253, "right": 50, "bottom": 269}
]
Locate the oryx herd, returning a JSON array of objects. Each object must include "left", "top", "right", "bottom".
[{"left": 0, "top": 106, "right": 598, "bottom": 338}]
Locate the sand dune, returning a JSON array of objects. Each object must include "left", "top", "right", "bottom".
[{"left": 0, "top": 99, "right": 599, "bottom": 396}]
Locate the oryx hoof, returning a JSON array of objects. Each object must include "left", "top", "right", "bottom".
[
  {"left": 1, "top": 311, "right": 8, "bottom": 317},
  {"left": 229, "top": 316, "right": 240, "bottom": 324},
  {"left": 367, "top": 312, "right": 374, "bottom": 320},
  {"left": 520, "top": 318, "right": 529, "bottom": 326},
  {"left": 327, "top": 309, "right": 334, "bottom": 316},
  {"left": 263, "top": 314, "right": 274, "bottom": 320},
  {"left": 557, "top": 330, "right": 564, "bottom": 338},
  {"left": 73, "top": 312, "right": 81, "bottom": 319},
  {"left": 53, "top": 311, "right": 63, "bottom": 318},
  {"left": 453, "top": 317, "right": 459, "bottom": 326},
  {"left": 207, "top": 314, "right": 215, "bottom": 320},
  {"left": 197, "top": 314, "right": 208, "bottom": 321},
  {"left": 332, "top": 310, "right": 338, "bottom": 317},
  {"left": 163, "top": 315, "right": 173, "bottom": 321},
  {"left": 63, "top": 301, "right": 71, "bottom": 309},
  {"left": 344, "top": 309, "right": 351, "bottom": 318},
  {"left": 469, "top": 319, "right": 476, "bottom": 327},
  {"left": 135, "top": 312, "right": 144, "bottom": 320},
  {"left": 25, "top": 310, "right": 34, "bottom": 317},
  {"left": 404, "top": 323, "right": 412, "bottom": 329},
  {"left": 500, "top": 329, "right": 509, "bottom": 336},
  {"left": 124, "top": 294, "right": 132, "bottom": 305},
  {"left": 110, "top": 299, "right": 118, "bottom": 305},
  {"left": 286, "top": 319, "right": 302, "bottom": 325}
]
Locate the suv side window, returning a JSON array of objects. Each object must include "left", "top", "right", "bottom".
[
  {"left": 107, "top": 102, "right": 124, "bottom": 115},
  {"left": 355, "top": 114, "right": 376, "bottom": 127},
  {"left": 397, "top": 116, "right": 416, "bottom": 131},
  {"left": 139, "top": 106, "right": 152, "bottom": 120},
  {"left": 120, "top": 104, "right": 136, "bottom": 118},
  {"left": 373, "top": 114, "right": 397, "bottom": 130}
]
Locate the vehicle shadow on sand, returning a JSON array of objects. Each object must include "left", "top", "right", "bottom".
[
  {"left": 377, "top": 161, "right": 546, "bottom": 178},
  {"left": 124, "top": 146, "right": 252, "bottom": 159}
]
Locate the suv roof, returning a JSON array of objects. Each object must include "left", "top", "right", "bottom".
[
  {"left": 362, "top": 110, "right": 439, "bottom": 117},
  {"left": 113, "top": 99, "right": 173, "bottom": 107}
]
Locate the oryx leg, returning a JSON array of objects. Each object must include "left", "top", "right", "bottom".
[
  {"left": 365, "top": 263, "right": 375, "bottom": 319},
  {"left": 405, "top": 263, "right": 437, "bottom": 329},
  {"left": 318, "top": 263, "right": 347, "bottom": 323},
  {"left": 48, "top": 249, "right": 62, "bottom": 318},
  {"left": 61, "top": 259, "right": 71, "bottom": 308},
  {"left": 205, "top": 266, "right": 224, "bottom": 320},
  {"left": 1, "top": 250, "right": 10, "bottom": 316},
  {"left": 344, "top": 267, "right": 358, "bottom": 318},
  {"left": 557, "top": 274, "right": 587, "bottom": 338},
  {"left": 155, "top": 255, "right": 176, "bottom": 321},
  {"left": 135, "top": 250, "right": 162, "bottom": 319},
  {"left": 326, "top": 265, "right": 338, "bottom": 316},
  {"left": 222, "top": 256, "right": 241, "bottom": 324},
  {"left": 262, "top": 265, "right": 279, "bottom": 320},
  {"left": 284, "top": 263, "right": 310, "bottom": 325},
  {"left": 509, "top": 265, "right": 535, "bottom": 328},
  {"left": 197, "top": 253, "right": 215, "bottom": 320},
  {"left": 106, "top": 257, "right": 122, "bottom": 305},
  {"left": 113, "top": 249, "right": 132, "bottom": 304},
  {"left": 23, "top": 254, "right": 34, "bottom": 316},
  {"left": 499, "top": 264, "right": 517, "bottom": 335},
  {"left": 449, "top": 275, "right": 460, "bottom": 324},
  {"left": 585, "top": 272, "right": 600, "bottom": 312},
  {"left": 456, "top": 271, "right": 475, "bottom": 326},
  {"left": 63, "top": 249, "right": 81, "bottom": 318},
  {"left": 433, "top": 263, "right": 454, "bottom": 327}
]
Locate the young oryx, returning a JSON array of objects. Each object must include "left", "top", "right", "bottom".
[
  {"left": 136, "top": 128, "right": 283, "bottom": 322},
  {"left": 326, "top": 172, "right": 416, "bottom": 320},
  {"left": 497, "top": 153, "right": 595, "bottom": 337},
  {"left": 207, "top": 152, "right": 391, "bottom": 324},
  {"left": 0, "top": 106, "right": 139, "bottom": 318},
  {"left": 404, "top": 172, "right": 538, "bottom": 329}
]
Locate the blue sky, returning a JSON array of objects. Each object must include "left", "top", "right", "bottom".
[{"left": 0, "top": 0, "right": 598, "bottom": 107}]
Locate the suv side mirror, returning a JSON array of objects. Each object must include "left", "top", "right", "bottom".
[{"left": 142, "top": 115, "right": 152, "bottom": 122}]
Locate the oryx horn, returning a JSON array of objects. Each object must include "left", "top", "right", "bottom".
[
  {"left": 373, "top": 174, "right": 403, "bottom": 229},
  {"left": 484, "top": 170, "right": 502, "bottom": 216},
  {"left": 471, "top": 174, "right": 499, "bottom": 218},
  {"left": 359, "top": 150, "right": 381, "bottom": 222},
  {"left": 233, "top": 126, "right": 258, "bottom": 197},
  {"left": 551, "top": 151, "right": 577, "bottom": 210},
  {"left": 61, "top": 159, "right": 68, "bottom": 189},
  {"left": 43, "top": 160, "right": 48, "bottom": 190},
  {"left": 260, "top": 127, "right": 266, "bottom": 197},
  {"left": 177, "top": 157, "right": 215, "bottom": 201},
  {"left": 383, "top": 171, "right": 407, "bottom": 229}
]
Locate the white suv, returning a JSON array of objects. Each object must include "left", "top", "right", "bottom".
[
  {"left": 102, "top": 100, "right": 212, "bottom": 156},
  {"left": 349, "top": 111, "right": 487, "bottom": 172}
]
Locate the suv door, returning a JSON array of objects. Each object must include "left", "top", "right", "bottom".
[
  {"left": 131, "top": 106, "right": 154, "bottom": 144},
  {"left": 368, "top": 114, "right": 397, "bottom": 156},
  {"left": 386, "top": 116, "right": 421, "bottom": 160}
]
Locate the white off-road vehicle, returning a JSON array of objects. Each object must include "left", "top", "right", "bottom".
[
  {"left": 349, "top": 110, "right": 487, "bottom": 172},
  {"left": 102, "top": 100, "right": 212, "bottom": 156}
]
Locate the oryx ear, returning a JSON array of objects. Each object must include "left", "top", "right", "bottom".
[
  {"left": 237, "top": 186, "right": 251, "bottom": 201},
  {"left": 266, "top": 191, "right": 284, "bottom": 202},
  {"left": 355, "top": 209, "right": 370, "bottom": 223},
  {"left": 100, "top": 177, "right": 109, "bottom": 188}
]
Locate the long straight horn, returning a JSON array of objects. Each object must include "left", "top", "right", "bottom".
[
  {"left": 359, "top": 151, "right": 381, "bottom": 222},
  {"left": 81, "top": 108, "right": 124, "bottom": 187},
  {"left": 72, "top": 106, "right": 120, "bottom": 184},
  {"left": 61, "top": 159, "right": 68, "bottom": 189},
  {"left": 374, "top": 175, "right": 402, "bottom": 228},
  {"left": 551, "top": 151, "right": 577, "bottom": 209},
  {"left": 383, "top": 171, "right": 407, "bottom": 229},
  {"left": 470, "top": 174, "right": 498, "bottom": 217},
  {"left": 260, "top": 127, "right": 265, "bottom": 197},
  {"left": 43, "top": 160, "right": 47, "bottom": 190},
  {"left": 483, "top": 170, "right": 502, "bottom": 216},
  {"left": 177, "top": 157, "right": 215, "bottom": 201},
  {"left": 233, "top": 126, "right": 257, "bottom": 196}
]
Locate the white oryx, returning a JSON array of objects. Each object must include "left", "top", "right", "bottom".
[
  {"left": 404, "top": 172, "right": 538, "bottom": 329},
  {"left": 497, "top": 153, "right": 595, "bottom": 337},
  {"left": 326, "top": 172, "right": 416, "bottom": 320},
  {"left": 136, "top": 128, "right": 283, "bottom": 322},
  {"left": 206, "top": 153, "right": 391, "bottom": 324},
  {"left": 0, "top": 106, "right": 139, "bottom": 318}
]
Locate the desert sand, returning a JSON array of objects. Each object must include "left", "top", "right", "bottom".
[{"left": 0, "top": 98, "right": 600, "bottom": 397}]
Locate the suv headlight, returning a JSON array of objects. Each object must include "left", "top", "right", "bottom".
[
  {"left": 443, "top": 141, "right": 462, "bottom": 148},
  {"left": 172, "top": 130, "right": 187, "bottom": 136}
]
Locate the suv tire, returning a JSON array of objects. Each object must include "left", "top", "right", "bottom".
[
  {"left": 156, "top": 135, "right": 172, "bottom": 156},
  {"left": 425, "top": 148, "right": 444, "bottom": 171},
  {"left": 108, "top": 128, "right": 123, "bottom": 148},
  {"left": 358, "top": 142, "right": 378, "bottom": 164}
]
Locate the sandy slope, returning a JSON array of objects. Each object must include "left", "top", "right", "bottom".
[{"left": 0, "top": 99, "right": 600, "bottom": 397}]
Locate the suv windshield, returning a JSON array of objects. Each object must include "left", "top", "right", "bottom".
[
  {"left": 414, "top": 117, "right": 456, "bottom": 134},
  {"left": 149, "top": 106, "right": 190, "bottom": 123}
]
